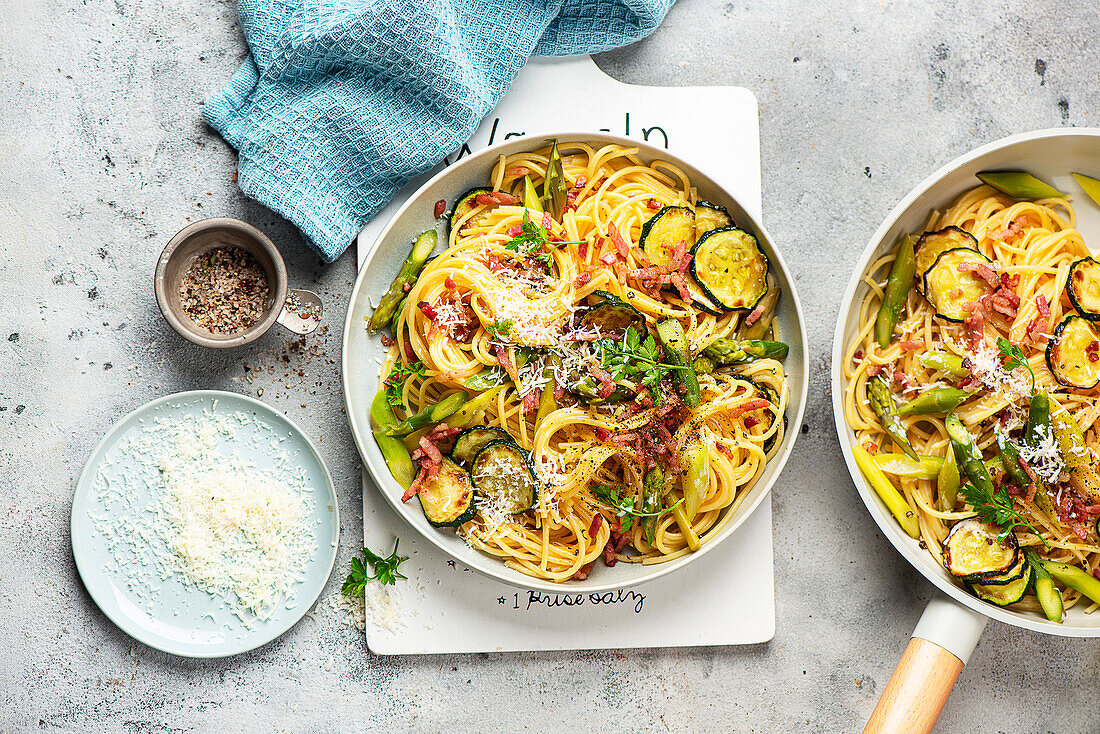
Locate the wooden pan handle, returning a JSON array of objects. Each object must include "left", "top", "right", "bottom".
[
  {"left": 863, "top": 637, "right": 962, "bottom": 734},
  {"left": 863, "top": 594, "right": 988, "bottom": 734}
]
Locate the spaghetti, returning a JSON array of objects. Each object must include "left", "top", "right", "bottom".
[
  {"left": 372, "top": 141, "right": 790, "bottom": 582},
  {"left": 844, "top": 181, "right": 1100, "bottom": 619}
]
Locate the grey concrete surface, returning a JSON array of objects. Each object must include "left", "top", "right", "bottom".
[{"left": 2, "top": 0, "right": 1099, "bottom": 731}]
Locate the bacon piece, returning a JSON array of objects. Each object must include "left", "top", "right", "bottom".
[
  {"left": 1037, "top": 294, "right": 1050, "bottom": 317},
  {"left": 402, "top": 466, "right": 429, "bottom": 501},
  {"left": 433, "top": 199, "right": 446, "bottom": 219},
  {"left": 418, "top": 434, "right": 444, "bottom": 464},
  {"left": 506, "top": 224, "right": 522, "bottom": 237},
  {"left": 745, "top": 416, "right": 759, "bottom": 429},
  {"left": 899, "top": 339, "right": 923, "bottom": 351},
  {"left": 610, "top": 432, "right": 638, "bottom": 446},
  {"left": 588, "top": 513, "right": 604, "bottom": 538},
  {"left": 600, "top": 251, "right": 619, "bottom": 265},
  {"left": 493, "top": 345, "right": 520, "bottom": 383},
  {"left": 418, "top": 301, "right": 438, "bottom": 320},
  {"left": 670, "top": 241, "right": 687, "bottom": 270},
  {"left": 403, "top": 340, "right": 417, "bottom": 363},
  {"left": 541, "top": 212, "right": 553, "bottom": 233},
  {"left": 444, "top": 275, "right": 458, "bottom": 293},
  {"left": 591, "top": 364, "right": 616, "bottom": 398},
  {"left": 490, "top": 191, "right": 520, "bottom": 205},
  {"left": 731, "top": 398, "right": 771, "bottom": 420},
  {"left": 607, "top": 222, "right": 630, "bottom": 259},
  {"left": 475, "top": 193, "right": 496, "bottom": 206},
  {"left": 962, "top": 305, "right": 985, "bottom": 347},
  {"left": 594, "top": 426, "right": 610, "bottom": 441},
  {"left": 522, "top": 388, "right": 540, "bottom": 415},
  {"left": 893, "top": 370, "right": 910, "bottom": 391},
  {"left": 574, "top": 176, "right": 587, "bottom": 189},
  {"left": 669, "top": 271, "right": 693, "bottom": 303},
  {"left": 380, "top": 334, "right": 395, "bottom": 347},
  {"left": 744, "top": 302, "right": 765, "bottom": 327},
  {"left": 626, "top": 266, "right": 661, "bottom": 280},
  {"left": 866, "top": 363, "right": 884, "bottom": 377},
  {"left": 573, "top": 271, "right": 592, "bottom": 289},
  {"left": 572, "top": 561, "right": 595, "bottom": 580},
  {"left": 1018, "top": 458, "right": 1039, "bottom": 503},
  {"left": 957, "top": 375, "right": 981, "bottom": 392},
  {"left": 578, "top": 239, "right": 589, "bottom": 260},
  {"left": 646, "top": 198, "right": 662, "bottom": 210},
  {"left": 504, "top": 166, "right": 529, "bottom": 178}
]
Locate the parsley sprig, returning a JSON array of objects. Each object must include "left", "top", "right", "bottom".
[
  {"left": 596, "top": 326, "right": 687, "bottom": 405},
  {"left": 341, "top": 540, "right": 409, "bottom": 595},
  {"left": 486, "top": 318, "right": 513, "bottom": 336},
  {"left": 959, "top": 482, "right": 1045, "bottom": 544},
  {"left": 997, "top": 337, "right": 1036, "bottom": 393},
  {"left": 593, "top": 484, "right": 683, "bottom": 534},
  {"left": 384, "top": 359, "right": 426, "bottom": 410},
  {"left": 505, "top": 211, "right": 584, "bottom": 268}
]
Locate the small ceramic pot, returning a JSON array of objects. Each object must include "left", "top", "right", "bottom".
[{"left": 154, "top": 218, "right": 322, "bottom": 348}]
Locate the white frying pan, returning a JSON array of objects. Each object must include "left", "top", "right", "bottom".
[{"left": 832, "top": 129, "right": 1100, "bottom": 733}]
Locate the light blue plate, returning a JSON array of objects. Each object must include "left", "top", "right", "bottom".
[{"left": 71, "top": 390, "right": 339, "bottom": 658}]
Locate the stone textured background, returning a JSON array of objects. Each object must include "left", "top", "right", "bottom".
[{"left": 2, "top": 0, "right": 1099, "bottom": 731}]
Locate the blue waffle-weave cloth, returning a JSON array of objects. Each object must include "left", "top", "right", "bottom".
[{"left": 204, "top": 0, "right": 674, "bottom": 262}]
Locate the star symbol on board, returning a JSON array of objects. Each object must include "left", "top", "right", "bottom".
[
  {"left": 447, "top": 560, "right": 455, "bottom": 568},
  {"left": 497, "top": 596, "right": 507, "bottom": 605}
]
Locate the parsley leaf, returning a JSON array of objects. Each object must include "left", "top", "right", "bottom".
[
  {"left": 958, "top": 481, "right": 1045, "bottom": 544},
  {"left": 596, "top": 326, "right": 687, "bottom": 405},
  {"left": 341, "top": 539, "right": 409, "bottom": 595},
  {"left": 997, "top": 336, "right": 1036, "bottom": 393},
  {"left": 486, "top": 319, "right": 513, "bottom": 336},
  {"left": 504, "top": 211, "right": 583, "bottom": 266},
  {"left": 384, "top": 359, "right": 426, "bottom": 409},
  {"left": 593, "top": 483, "right": 682, "bottom": 534}
]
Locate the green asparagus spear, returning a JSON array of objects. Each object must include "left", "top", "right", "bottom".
[
  {"left": 1024, "top": 391, "right": 1051, "bottom": 448},
  {"left": 918, "top": 351, "right": 970, "bottom": 379},
  {"left": 1041, "top": 560, "right": 1100, "bottom": 606},
  {"left": 945, "top": 415, "right": 995, "bottom": 495},
  {"left": 873, "top": 453, "right": 945, "bottom": 479},
  {"left": 542, "top": 141, "right": 567, "bottom": 219},
  {"left": 976, "top": 171, "right": 1065, "bottom": 199},
  {"left": 737, "top": 287, "right": 781, "bottom": 340},
  {"left": 937, "top": 444, "right": 960, "bottom": 511},
  {"left": 369, "top": 230, "right": 437, "bottom": 332},
  {"left": 681, "top": 444, "right": 709, "bottom": 518},
  {"left": 656, "top": 319, "right": 700, "bottom": 409},
  {"left": 867, "top": 377, "right": 917, "bottom": 459},
  {"left": 533, "top": 361, "right": 558, "bottom": 425},
  {"left": 1024, "top": 549, "right": 1064, "bottom": 622},
  {"left": 852, "top": 444, "right": 920, "bottom": 537},
  {"left": 640, "top": 467, "right": 666, "bottom": 543},
  {"left": 898, "top": 388, "right": 969, "bottom": 416},
  {"left": 692, "top": 355, "right": 715, "bottom": 375},
  {"left": 874, "top": 234, "right": 916, "bottom": 349},
  {"left": 702, "top": 338, "right": 789, "bottom": 365},
  {"left": 522, "top": 175, "right": 543, "bottom": 212},
  {"left": 996, "top": 431, "right": 1031, "bottom": 489},
  {"left": 370, "top": 390, "right": 415, "bottom": 488},
  {"left": 385, "top": 392, "right": 468, "bottom": 436}
]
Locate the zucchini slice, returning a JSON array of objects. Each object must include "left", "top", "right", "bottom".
[
  {"left": 417, "top": 458, "right": 476, "bottom": 527},
  {"left": 1046, "top": 315, "right": 1100, "bottom": 389},
  {"left": 943, "top": 519, "right": 1019, "bottom": 582},
  {"left": 914, "top": 226, "right": 978, "bottom": 294},
  {"left": 923, "top": 247, "right": 993, "bottom": 323},
  {"left": 640, "top": 206, "right": 695, "bottom": 269},
  {"left": 449, "top": 187, "right": 492, "bottom": 234},
  {"left": 580, "top": 291, "right": 647, "bottom": 337},
  {"left": 1068, "top": 257, "right": 1100, "bottom": 320},
  {"left": 471, "top": 440, "right": 538, "bottom": 515},
  {"left": 681, "top": 275, "right": 725, "bottom": 316},
  {"left": 694, "top": 201, "right": 733, "bottom": 239},
  {"left": 452, "top": 426, "right": 514, "bottom": 467},
  {"left": 971, "top": 553, "right": 1027, "bottom": 586},
  {"left": 971, "top": 563, "right": 1032, "bottom": 606},
  {"left": 690, "top": 227, "right": 769, "bottom": 311}
]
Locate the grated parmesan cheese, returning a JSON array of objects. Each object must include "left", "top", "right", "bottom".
[
  {"left": 91, "top": 410, "right": 318, "bottom": 626},
  {"left": 1018, "top": 423, "right": 1066, "bottom": 484}
]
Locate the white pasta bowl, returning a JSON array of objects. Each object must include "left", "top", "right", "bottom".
[
  {"left": 832, "top": 127, "right": 1100, "bottom": 636},
  {"left": 344, "top": 132, "right": 807, "bottom": 592}
]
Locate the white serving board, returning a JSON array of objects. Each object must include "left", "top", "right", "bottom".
[{"left": 356, "top": 55, "right": 773, "bottom": 654}]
